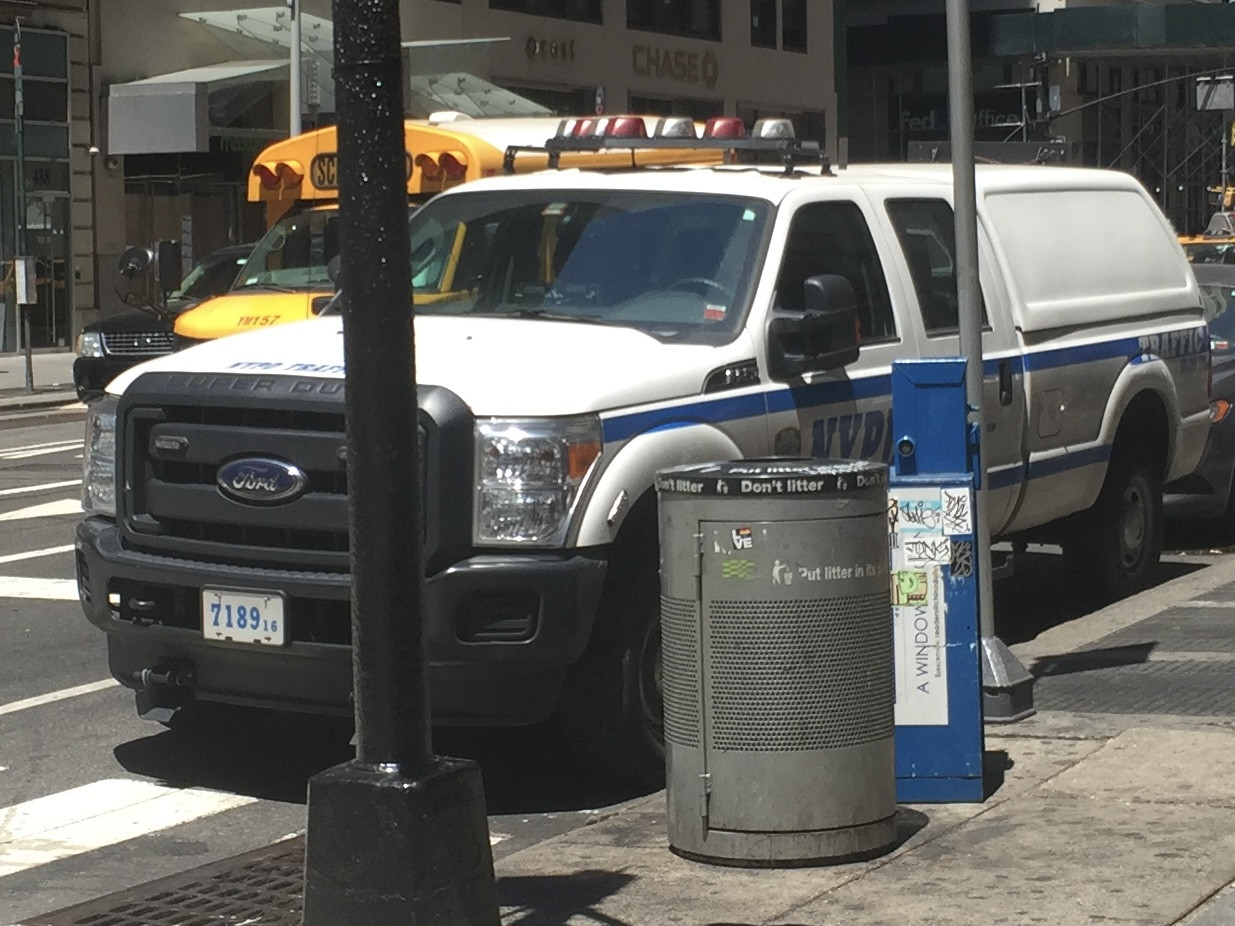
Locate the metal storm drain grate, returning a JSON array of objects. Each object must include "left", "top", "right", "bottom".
[
  {"left": 29, "top": 840, "right": 305, "bottom": 926},
  {"left": 1030, "top": 600, "right": 1235, "bottom": 717}
]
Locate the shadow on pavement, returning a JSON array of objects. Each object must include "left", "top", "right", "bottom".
[
  {"left": 992, "top": 547, "right": 1209, "bottom": 646},
  {"left": 113, "top": 709, "right": 651, "bottom": 814},
  {"left": 1025, "top": 642, "right": 1157, "bottom": 678},
  {"left": 498, "top": 871, "right": 637, "bottom": 925},
  {"left": 983, "top": 748, "right": 1013, "bottom": 797}
]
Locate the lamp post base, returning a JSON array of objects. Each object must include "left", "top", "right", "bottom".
[
  {"left": 981, "top": 635, "right": 1036, "bottom": 722},
  {"left": 303, "top": 755, "right": 499, "bottom": 926}
]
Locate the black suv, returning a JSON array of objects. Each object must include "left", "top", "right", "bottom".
[{"left": 73, "top": 243, "right": 252, "bottom": 402}]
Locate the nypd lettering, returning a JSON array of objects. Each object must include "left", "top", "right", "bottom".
[{"left": 811, "top": 410, "right": 893, "bottom": 462}]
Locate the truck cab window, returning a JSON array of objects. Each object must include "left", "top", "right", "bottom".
[
  {"left": 886, "top": 198, "right": 989, "bottom": 337},
  {"left": 774, "top": 201, "right": 897, "bottom": 343}
]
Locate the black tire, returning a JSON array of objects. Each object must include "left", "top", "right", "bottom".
[
  {"left": 1063, "top": 448, "right": 1163, "bottom": 602},
  {"left": 559, "top": 541, "right": 665, "bottom": 791}
]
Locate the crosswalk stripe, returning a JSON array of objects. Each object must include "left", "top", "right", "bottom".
[
  {"left": 0, "top": 544, "right": 74, "bottom": 565},
  {"left": 0, "top": 576, "right": 78, "bottom": 601},
  {"left": 0, "top": 440, "right": 81, "bottom": 461},
  {"left": 0, "top": 480, "right": 80, "bottom": 498},
  {"left": 0, "top": 779, "right": 257, "bottom": 878},
  {"left": 0, "top": 499, "right": 82, "bottom": 522},
  {"left": 0, "top": 679, "right": 119, "bottom": 717}
]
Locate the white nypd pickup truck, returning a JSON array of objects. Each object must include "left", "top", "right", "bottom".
[{"left": 77, "top": 117, "right": 1208, "bottom": 786}]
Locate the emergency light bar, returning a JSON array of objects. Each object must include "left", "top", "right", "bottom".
[{"left": 502, "top": 115, "right": 829, "bottom": 175}]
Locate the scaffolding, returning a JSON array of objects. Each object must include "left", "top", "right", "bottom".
[{"left": 1060, "top": 59, "right": 1233, "bottom": 236}]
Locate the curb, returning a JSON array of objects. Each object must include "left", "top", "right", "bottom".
[{"left": 0, "top": 391, "right": 82, "bottom": 411}]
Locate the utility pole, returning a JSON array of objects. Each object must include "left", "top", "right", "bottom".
[
  {"left": 300, "top": 1, "right": 498, "bottom": 923},
  {"left": 287, "top": 0, "right": 301, "bottom": 136},
  {"left": 13, "top": 19, "right": 32, "bottom": 393},
  {"left": 944, "top": 0, "right": 1035, "bottom": 720}
]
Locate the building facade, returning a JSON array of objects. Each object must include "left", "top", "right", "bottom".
[
  {"left": 848, "top": 1, "right": 1235, "bottom": 236},
  {"left": 0, "top": 2, "right": 89, "bottom": 354},
  {"left": 74, "top": 0, "right": 839, "bottom": 340}
]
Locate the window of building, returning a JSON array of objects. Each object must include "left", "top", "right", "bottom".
[
  {"left": 782, "top": 0, "right": 806, "bottom": 53},
  {"left": 751, "top": 0, "right": 777, "bottom": 48},
  {"left": 627, "top": 0, "right": 721, "bottom": 42},
  {"left": 0, "top": 26, "right": 69, "bottom": 353},
  {"left": 736, "top": 102, "right": 825, "bottom": 145},
  {"left": 504, "top": 84, "right": 595, "bottom": 116},
  {"left": 489, "top": 0, "right": 601, "bottom": 24},
  {"left": 630, "top": 94, "right": 721, "bottom": 122}
]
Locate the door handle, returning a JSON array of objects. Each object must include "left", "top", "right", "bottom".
[{"left": 998, "top": 360, "right": 1013, "bottom": 407}]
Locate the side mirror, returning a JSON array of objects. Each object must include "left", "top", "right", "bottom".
[
  {"left": 766, "top": 274, "right": 861, "bottom": 381},
  {"left": 327, "top": 254, "right": 343, "bottom": 291},
  {"left": 117, "top": 246, "right": 153, "bottom": 277},
  {"left": 156, "top": 240, "right": 182, "bottom": 297}
]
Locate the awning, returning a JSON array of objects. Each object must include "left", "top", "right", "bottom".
[{"left": 107, "top": 60, "right": 286, "bottom": 155}]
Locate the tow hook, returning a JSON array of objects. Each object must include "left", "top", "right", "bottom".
[
  {"left": 127, "top": 597, "right": 159, "bottom": 626},
  {"left": 132, "top": 663, "right": 195, "bottom": 724},
  {"left": 133, "top": 664, "right": 195, "bottom": 689}
]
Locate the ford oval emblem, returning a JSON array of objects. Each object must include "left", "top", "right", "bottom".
[{"left": 216, "top": 456, "right": 308, "bottom": 505}]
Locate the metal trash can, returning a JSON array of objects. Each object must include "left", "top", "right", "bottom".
[{"left": 655, "top": 459, "right": 896, "bottom": 867}]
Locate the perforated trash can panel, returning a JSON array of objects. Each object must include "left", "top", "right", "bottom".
[
  {"left": 661, "top": 593, "right": 701, "bottom": 749},
  {"left": 699, "top": 518, "right": 893, "bottom": 833},
  {"left": 704, "top": 593, "right": 894, "bottom": 752}
]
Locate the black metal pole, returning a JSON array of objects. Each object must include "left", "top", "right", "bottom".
[
  {"left": 14, "top": 20, "right": 32, "bottom": 393},
  {"left": 301, "top": 1, "right": 499, "bottom": 922},
  {"left": 335, "top": 0, "right": 425, "bottom": 776}
]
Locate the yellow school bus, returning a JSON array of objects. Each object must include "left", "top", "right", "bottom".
[{"left": 174, "top": 114, "right": 723, "bottom": 343}]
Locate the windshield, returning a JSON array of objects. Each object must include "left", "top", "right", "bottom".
[
  {"left": 1184, "top": 241, "right": 1235, "bottom": 265},
  {"left": 1200, "top": 280, "right": 1235, "bottom": 347},
  {"left": 235, "top": 209, "right": 339, "bottom": 291},
  {"left": 169, "top": 250, "right": 247, "bottom": 302},
  {"left": 406, "top": 189, "right": 771, "bottom": 343}
]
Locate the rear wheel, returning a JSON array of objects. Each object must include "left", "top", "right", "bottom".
[{"left": 1063, "top": 448, "right": 1163, "bottom": 602}]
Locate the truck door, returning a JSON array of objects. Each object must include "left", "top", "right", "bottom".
[
  {"left": 762, "top": 198, "right": 905, "bottom": 467},
  {"left": 881, "top": 197, "right": 1027, "bottom": 534}
]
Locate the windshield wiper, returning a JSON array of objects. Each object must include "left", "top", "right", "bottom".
[
  {"left": 485, "top": 308, "right": 618, "bottom": 325},
  {"left": 236, "top": 282, "right": 311, "bottom": 294}
]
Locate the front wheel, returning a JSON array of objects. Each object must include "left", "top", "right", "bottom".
[
  {"left": 1063, "top": 448, "right": 1163, "bottom": 602},
  {"left": 559, "top": 554, "right": 665, "bottom": 791}
]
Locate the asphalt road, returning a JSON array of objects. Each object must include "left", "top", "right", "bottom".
[
  {"left": 0, "top": 401, "right": 1228, "bottom": 924},
  {"left": 0, "top": 405, "right": 646, "bottom": 924}
]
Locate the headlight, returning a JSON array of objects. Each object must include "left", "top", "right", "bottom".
[
  {"left": 76, "top": 331, "right": 104, "bottom": 358},
  {"left": 474, "top": 416, "right": 602, "bottom": 546},
  {"left": 82, "top": 395, "right": 118, "bottom": 516}
]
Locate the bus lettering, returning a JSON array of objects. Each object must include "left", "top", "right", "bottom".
[{"left": 311, "top": 154, "right": 338, "bottom": 189}]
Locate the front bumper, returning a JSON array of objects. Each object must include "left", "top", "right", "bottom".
[
  {"left": 75, "top": 517, "right": 607, "bottom": 725},
  {"left": 1164, "top": 415, "right": 1235, "bottom": 520},
  {"left": 73, "top": 355, "right": 168, "bottom": 403}
]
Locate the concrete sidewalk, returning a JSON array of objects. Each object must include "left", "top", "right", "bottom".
[
  {"left": 0, "top": 349, "right": 79, "bottom": 410},
  {"left": 491, "top": 555, "right": 1235, "bottom": 926},
  {"left": 23, "top": 549, "right": 1235, "bottom": 925}
]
